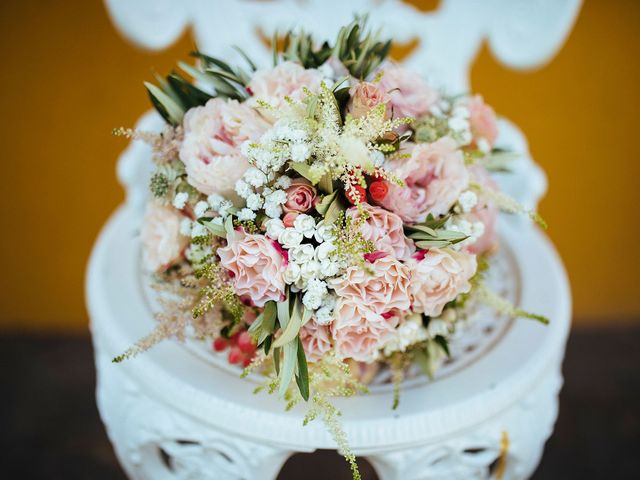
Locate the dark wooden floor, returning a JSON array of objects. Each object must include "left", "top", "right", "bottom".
[{"left": 1, "top": 326, "right": 638, "bottom": 479}]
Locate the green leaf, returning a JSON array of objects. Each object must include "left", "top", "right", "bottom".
[
  {"left": 144, "top": 82, "right": 185, "bottom": 126},
  {"left": 224, "top": 215, "right": 238, "bottom": 241},
  {"left": 273, "top": 346, "right": 281, "bottom": 375},
  {"left": 231, "top": 45, "right": 257, "bottom": 71},
  {"left": 315, "top": 191, "right": 338, "bottom": 216},
  {"left": 289, "top": 161, "right": 323, "bottom": 184},
  {"left": 434, "top": 335, "right": 450, "bottom": 357},
  {"left": 295, "top": 336, "right": 310, "bottom": 401},
  {"left": 278, "top": 340, "right": 298, "bottom": 397},
  {"left": 413, "top": 348, "right": 435, "bottom": 380},
  {"left": 167, "top": 73, "right": 213, "bottom": 108},
  {"left": 197, "top": 218, "right": 227, "bottom": 238},
  {"left": 273, "top": 295, "right": 306, "bottom": 348}
]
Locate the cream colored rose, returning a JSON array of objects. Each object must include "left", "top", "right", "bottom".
[
  {"left": 407, "top": 248, "right": 477, "bottom": 317},
  {"left": 141, "top": 202, "right": 188, "bottom": 272},
  {"left": 179, "top": 98, "right": 269, "bottom": 197}
]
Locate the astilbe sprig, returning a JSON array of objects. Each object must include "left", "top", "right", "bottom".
[
  {"left": 192, "top": 261, "right": 244, "bottom": 323},
  {"left": 330, "top": 210, "right": 375, "bottom": 268}
]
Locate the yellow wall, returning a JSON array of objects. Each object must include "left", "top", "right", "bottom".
[{"left": 1, "top": 1, "right": 638, "bottom": 331}]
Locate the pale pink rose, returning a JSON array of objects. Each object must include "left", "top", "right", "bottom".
[
  {"left": 331, "top": 301, "right": 400, "bottom": 362},
  {"left": 282, "top": 211, "right": 298, "bottom": 228},
  {"left": 179, "top": 98, "right": 269, "bottom": 196},
  {"left": 217, "top": 231, "right": 286, "bottom": 307},
  {"left": 300, "top": 320, "right": 333, "bottom": 362},
  {"left": 247, "top": 61, "right": 324, "bottom": 111},
  {"left": 347, "top": 81, "right": 391, "bottom": 119},
  {"left": 377, "top": 65, "right": 438, "bottom": 119},
  {"left": 467, "top": 166, "right": 498, "bottom": 254},
  {"left": 381, "top": 138, "right": 469, "bottom": 222},
  {"left": 283, "top": 178, "right": 317, "bottom": 213},
  {"left": 141, "top": 203, "right": 188, "bottom": 272},
  {"left": 331, "top": 256, "right": 411, "bottom": 314},
  {"left": 407, "top": 248, "right": 477, "bottom": 317},
  {"left": 468, "top": 95, "right": 498, "bottom": 148},
  {"left": 347, "top": 203, "right": 415, "bottom": 260}
]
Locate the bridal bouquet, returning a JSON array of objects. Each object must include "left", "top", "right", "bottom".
[{"left": 114, "top": 18, "right": 546, "bottom": 477}]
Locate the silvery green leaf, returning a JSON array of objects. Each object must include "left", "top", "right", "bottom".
[
  {"left": 278, "top": 340, "right": 298, "bottom": 397},
  {"left": 144, "top": 82, "right": 185, "bottom": 125}
]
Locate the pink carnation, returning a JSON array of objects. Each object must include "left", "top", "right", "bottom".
[
  {"left": 217, "top": 231, "right": 286, "bottom": 307},
  {"left": 347, "top": 81, "right": 391, "bottom": 119},
  {"left": 331, "top": 301, "right": 400, "bottom": 362},
  {"left": 381, "top": 138, "right": 469, "bottom": 222},
  {"left": 347, "top": 203, "right": 415, "bottom": 260},
  {"left": 467, "top": 166, "right": 498, "bottom": 254},
  {"left": 407, "top": 248, "right": 477, "bottom": 317},
  {"left": 247, "top": 61, "right": 324, "bottom": 111},
  {"left": 180, "top": 98, "right": 269, "bottom": 197},
  {"left": 468, "top": 95, "right": 498, "bottom": 148},
  {"left": 300, "top": 320, "right": 333, "bottom": 363},
  {"left": 331, "top": 256, "right": 411, "bottom": 314},
  {"left": 283, "top": 178, "right": 317, "bottom": 213},
  {"left": 141, "top": 203, "right": 188, "bottom": 272},
  {"left": 378, "top": 65, "right": 438, "bottom": 119}
]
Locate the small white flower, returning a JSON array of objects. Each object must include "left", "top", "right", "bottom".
[
  {"left": 314, "top": 221, "right": 335, "bottom": 243},
  {"left": 266, "top": 189, "right": 287, "bottom": 205},
  {"left": 306, "top": 278, "right": 328, "bottom": 296},
  {"left": 218, "top": 200, "right": 234, "bottom": 218},
  {"left": 319, "top": 259, "right": 340, "bottom": 278},
  {"left": 452, "top": 105, "right": 470, "bottom": 119},
  {"left": 278, "top": 228, "right": 304, "bottom": 248},
  {"left": 244, "top": 167, "right": 268, "bottom": 187},
  {"left": 283, "top": 263, "right": 301, "bottom": 284},
  {"left": 302, "top": 292, "right": 323, "bottom": 310},
  {"left": 320, "top": 293, "right": 337, "bottom": 311},
  {"left": 191, "top": 222, "right": 208, "bottom": 238},
  {"left": 471, "top": 220, "right": 485, "bottom": 239},
  {"left": 288, "top": 128, "right": 308, "bottom": 143},
  {"left": 194, "top": 201, "right": 209, "bottom": 217},
  {"left": 428, "top": 319, "right": 450, "bottom": 337},
  {"left": 173, "top": 192, "right": 189, "bottom": 210},
  {"left": 315, "top": 242, "right": 335, "bottom": 262},
  {"left": 207, "top": 194, "right": 224, "bottom": 210},
  {"left": 234, "top": 179, "right": 253, "bottom": 199},
  {"left": 274, "top": 175, "right": 292, "bottom": 189},
  {"left": 458, "top": 191, "right": 478, "bottom": 213},
  {"left": 318, "top": 62, "right": 335, "bottom": 80},
  {"left": 293, "top": 214, "right": 316, "bottom": 238},
  {"left": 448, "top": 116, "right": 470, "bottom": 133},
  {"left": 301, "top": 260, "right": 321, "bottom": 280},
  {"left": 290, "top": 143, "right": 310, "bottom": 162},
  {"left": 265, "top": 218, "right": 285, "bottom": 239},
  {"left": 264, "top": 203, "right": 283, "bottom": 219},
  {"left": 314, "top": 306, "right": 334, "bottom": 326},
  {"left": 289, "top": 244, "right": 315, "bottom": 264},
  {"left": 179, "top": 218, "right": 192, "bottom": 236},
  {"left": 246, "top": 193, "right": 263, "bottom": 211},
  {"left": 237, "top": 208, "right": 257, "bottom": 221}
]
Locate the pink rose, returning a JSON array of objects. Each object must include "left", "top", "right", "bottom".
[
  {"left": 377, "top": 65, "right": 438, "bottom": 119},
  {"left": 347, "top": 82, "right": 391, "bottom": 119},
  {"left": 468, "top": 95, "right": 498, "bottom": 148},
  {"left": 467, "top": 166, "right": 498, "bottom": 254},
  {"left": 179, "top": 98, "right": 269, "bottom": 197},
  {"left": 381, "top": 138, "right": 469, "bottom": 222},
  {"left": 141, "top": 203, "right": 188, "bottom": 272},
  {"left": 217, "top": 231, "right": 286, "bottom": 307},
  {"left": 283, "top": 178, "right": 317, "bottom": 213},
  {"left": 300, "top": 320, "right": 333, "bottom": 363},
  {"left": 247, "top": 61, "right": 324, "bottom": 111},
  {"left": 331, "top": 255, "right": 411, "bottom": 314},
  {"left": 347, "top": 203, "right": 415, "bottom": 260},
  {"left": 407, "top": 248, "right": 477, "bottom": 317},
  {"left": 331, "top": 301, "right": 399, "bottom": 362}
]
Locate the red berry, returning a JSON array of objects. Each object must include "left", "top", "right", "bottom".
[
  {"left": 228, "top": 347, "right": 243, "bottom": 365},
  {"left": 369, "top": 180, "right": 389, "bottom": 202},
  {"left": 242, "top": 356, "right": 253, "bottom": 368},
  {"left": 213, "top": 337, "right": 229, "bottom": 352},
  {"left": 236, "top": 331, "right": 256, "bottom": 354},
  {"left": 346, "top": 185, "right": 366, "bottom": 205}
]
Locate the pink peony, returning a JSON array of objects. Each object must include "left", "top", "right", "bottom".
[
  {"left": 300, "top": 320, "right": 333, "bottom": 362},
  {"left": 468, "top": 95, "right": 498, "bottom": 148},
  {"left": 331, "top": 255, "right": 411, "bottom": 314},
  {"left": 283, "top": 178, "right": 317, "bottom": 213},
  {"left": 179, "top": 98, "right": 269, "bottom": 197},
  {"left": 347, "top": 203, "right": 415, "bottom": 260},
  {"left": 347, "top": 81, "right": 391, "bottom": 119},
  {"left": 247, "top": 61, "right": 324, "bottom": 111},
  {"left": 407, "top": 248, "right": 477, "bottom": 317},
  {"left": 467, "top": 166, "right": 498, "bottom": 254},
  {"left": 381, "top": 138, "right": 469, "bottom": 222},
  {"left": 331, "top": 301, "right": 400, "bottom": 362},
  {"left": 217, "top": 230, "right": 286, "bottom": 307},
  {"left": 141, "top": 202, "right": 188, "bottom": 272},
  {"left": 377, "top": 65, "right": 438, "bottom": 119}
]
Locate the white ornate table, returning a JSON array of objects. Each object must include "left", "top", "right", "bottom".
[{"left": 87, "top": 1, "right": 579, "bottom": 478}]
